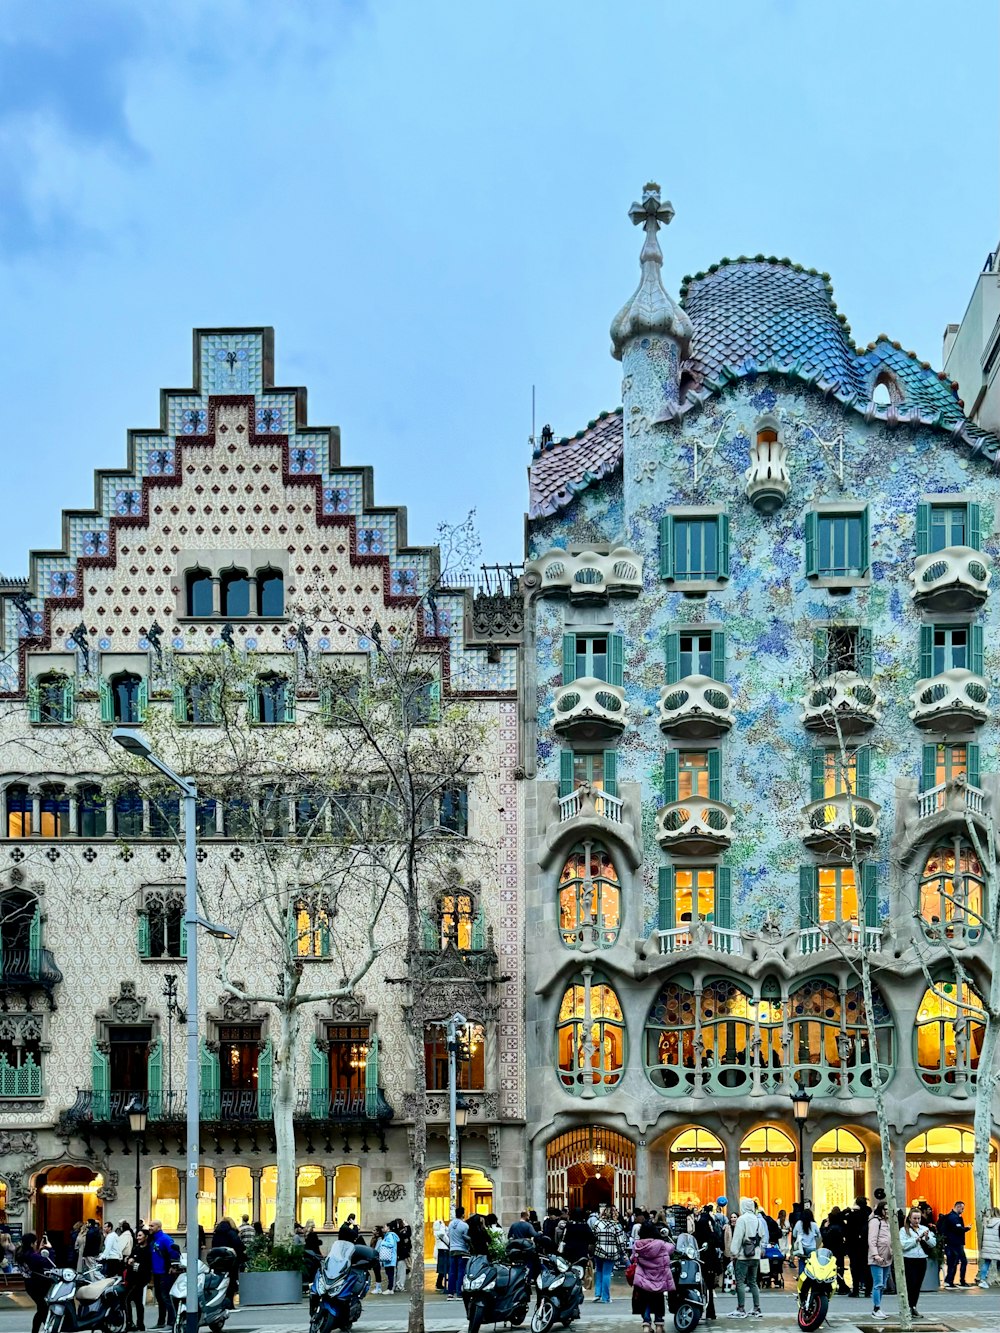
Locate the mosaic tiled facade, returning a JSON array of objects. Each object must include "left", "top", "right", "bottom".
[
  {"left": 521, "top": 187, "right": 1000, "bottom": 1225},
  {"left": 0, "top": 328, "right": 524, "bottom": 1241}
]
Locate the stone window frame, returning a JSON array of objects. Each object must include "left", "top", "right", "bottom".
[
  {"left": 660, "top": 503, "right": 730, "bottom": 594},
  {"left": 805, "top": 500, "right": 871, "bottom": 590},
  {"left": 174, "top": 549, "right": 289, "bottom": 623}
]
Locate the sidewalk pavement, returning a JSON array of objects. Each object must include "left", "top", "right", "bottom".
[{"left": 1, "top": 1275, "right": 997, "bottom": 1332}]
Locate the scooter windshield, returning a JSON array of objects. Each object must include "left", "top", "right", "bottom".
[{"left": 324, "top": 1240, "right": 355, "bottom": 1281}]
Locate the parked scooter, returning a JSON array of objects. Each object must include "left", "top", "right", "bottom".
[
  {"left": 796, "top": 1247, "right": 837, "bottom": 1331},
  {"left": 309, "top": 1241, "right": 377, "bottom": 1333},
  {"left": 668, "top": 1232, "right": 706, "bottom": 1333},
  {"left": 42, "top": 1263, "right": 127, "bottom": 1333},
  {"left": 530, "top": 1240, "right": 583, "bottom": 1332},
  {"left": 463, "top": 1237, "right": 535, "bottom": 1333},
  {"left": 170, "top": 1246, "right": 236, "bottom": 1333}
]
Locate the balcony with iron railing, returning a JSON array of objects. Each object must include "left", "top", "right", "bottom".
[
  {"left": 656, "top": 797, "right": 734, "bottom": 856},
  {"left": 801, "top": 673, "right": 882, "bottom": 735},
  {"left": 910, "top": 669, "right": 989, "bottom": 731},
  {"left": 658, "top": 676, "right": 733, "bottom": 739},
  {"left": 64, "top": 1085, "right": 394, "bottom": 1126},
  {"left": 552, "top": 677, "right": 627, "bottom": 742},
  {"left": 800, "top": 793, "right": 880, "bottom": 854},
  {"left": 0, "top": 946, "right": 63, "bottom": 998},
  {"left": 524, "top": 547, "right": 642, "bottom": 601},
  {"left": 911, "top": 547, "right": 992, "bottom": 613}
]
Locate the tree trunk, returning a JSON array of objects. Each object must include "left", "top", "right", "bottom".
[
  {"left": 273, "top": 998, "right": 301, "bottom": 1244},
  {"left": 972, "top": 1018, "right": 999, "bottom": 1235}
]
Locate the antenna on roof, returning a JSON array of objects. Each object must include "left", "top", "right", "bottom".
[{"left": 529, "top": 384, "right": 536, "bottom": 451}]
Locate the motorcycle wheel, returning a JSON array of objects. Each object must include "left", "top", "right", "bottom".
[
  {"left": 510, "top": 1303, "right": 529, "bottom": 1328},
  {"left": 468, "top": 1301, "right": 486, "bottom": 1333},
  {"left": 674, "top": 1301, "right": 701, "bottom": 1333},
  {"left": 797, "top": 1289, "right": 828, "bottom": 1332},
  {"left": 103, "top": 1308, "right": 128, "bottom": 1333},
  {"left": 209, "top": 1323, "right": 227, "bottom": 1333},
  {"left": 531, "top": 1300, "right": 555, "bottom": 1333}
]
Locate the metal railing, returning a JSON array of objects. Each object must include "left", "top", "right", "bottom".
[
  {"left": 0, "top": 947, "right": 63, "bottom": 991},
  {"left": 66, "top": 1085, "right": 394, "bottom": 1125}
]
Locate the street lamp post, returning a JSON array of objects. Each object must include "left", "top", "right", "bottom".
[
  {"left": 455, "top": 1096, "right": 470, "bottom": 1212},
  {"left": 791, "top": 1087, "right": 812, "bottom": 1213},
  {"left": 126, "top": 1096, "right": 148, "bottom": 1233},
  {"left": 113, "top": 729, "right": 233, "bottom": 1333},
  {"left": 444, "top": 1011, "right": 467, "bottom": 1217}
]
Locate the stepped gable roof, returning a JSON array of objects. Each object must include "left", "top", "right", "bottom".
[{"left": 528, "top": 256, "right": 1000, "bottom": 519}]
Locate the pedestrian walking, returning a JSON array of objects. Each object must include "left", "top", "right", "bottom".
[
  {"left": 237, "top": 1214, "right": 255, "bottom": 1250},
  {"left": 899, "top": 1207, "right": 934, "bottom": 1317},
  {"left": 376, "top": 1222, "right": 399, "bottom": 1293},
  {"left": 590, "top": 1204, "right": 627, "bottom": 1305},
  {"left": 433, "top": 1217, "right": 450, "bottom": 1290},
  {"left": 694, "top": 1204, "right": 723, "bottom": 1320},
  {"left": 446, "top": 1207, "right": 470, "bottom": 1300},
  {"left": 211, "top": 1216, "right": 245, "bottom": 1308},
  {"left": 977, "top": 1205, "right": 1000, "bottom": 1287},
  {"left": 125, "top": 1227, "right": 153, "bottom": 1332},
  {"left": 631, "top": 1221, "right": 675, "bottom": 1333},
  {"left": 791, "top": 1208, "right": 820, "bottom": 1275},
  {"left": 939, "top": 1200, "right": 971, "bottom": 1287},
  {"left": 867, "top": 1201, "right": 892, "bottom": 1317},
  {"left": 147, "top": 1219, "right": 180, "bottom": 1328},
  {"left": 727, "top": 1199, "right": 766, "bottom": 1319},
  {"left": 17, "top": 1233, "right": 56, "bottom": 1333},
  {"left": 98, "top": 1221, "right": 125, "bottom": 1276}
]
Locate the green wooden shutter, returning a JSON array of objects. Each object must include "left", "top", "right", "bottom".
[
  {"left": 562, "top": 634, "right": 577, "bottom": 685},
  {"left": 657, "top": 866, "right": 675, "bottom": 931},
  {"left": 710, "top": 630, "right": 726, "bottom": 683},
  {"left": 283, "top": 685, "right": 296, "bottom": 724},
  {"left": 63, "top": 678, "right": 76, "bottom": 722},
  {"left": 861, "top": 862, "right": 879, "bottom": 931},
  {"left": 179, "top": 915, "right": 187, "bottom": 959},
  {"left": 857, "top": 627, "right": 873, "bottom": 678},
  {"left": 92, "top": 1040, "right": 110, "bottom": 1122},
  {"left": 970, "top": 623, "right": 984, "bottom": 677},
  {"left": 99, "top": 677, "right": 114, "bottom": 723},
  {"left": 968, "top": 502, "right": 982, "bottom": 551},
  {"left": 813, "top": 630, "right": 827, "bottom": 677},
  {"left": 319, "top": 686, "right": 333, "bottom": 725},
  {"left": 921, "top": 743, "right": 937, "bottom": 793},
  {"left": 665, "top": 632, "right": 680, "bottom": 684},
  {"left": 147, "top": 1038, "right": 163, "bottom": 1120},
  {"left": 559, "top": 750, "right": 575, "bottom": 798},
  {"left": 247, "top": 682, "right": 261, "bottom": 724},
  {"left": 663, "top": 751, "right": 679, "bottom": 804},
  {"left": 28, "top": 905, "right": 41, "bottom": 977},
  {"left": 915, "top": 502, "right": 930, "bottom": 557},
  {"left": 810, "top": 750, "right": 826, "bottom": 802},
  {"left": 257, "top": 1041, "right": 273, "bottom": 1120},
  {"left": 717, "top": 513, "right": 731, "bottom": 580},
  {"left": 200, "top": 1039, "right": 220, "bottom": 1119},
  {"left": 804, "top": 512, "right": 818, "bottom": 578},
  {"left": 471, "top": 908, "right": 486, "bottom": 951},
  {"left": 137, "top": 912, "right": 150, "bottom": 959},
  {"left": 310, "top": 1039, "right": 329, "bottom": 1119},
  {"left": 136, "top": 678, "right": 148, "bottom": 723},
  {"left": 428, "top": 679, "right": 441, "bottom": 723},
  {"left": 27, "top": 684, "right": 41, "bottom": 725},
  {"left": 364, "top": 1035, "right": 380, "bottom": 1117},
  {"left": 319, "top": 910, "right": 330, "bottom": 956},
  {"left": 659, "top": 515, "right": 674, "bottom": 580},
  {"left": 173, "top": 683, "right": 187, "bottom": 723},
  {"left": 421, "top": 909, "right": 438, "bottom": 950},
  {"left": 799, "top": 866, "right": 818, "bottom": 929},
  {"left": 603, "top": 750, "right": 618, "bottom": 797},
  {"left": 859, "top": 507, "right": 871, "bottom": 575},
  {"left": 919, "top": 626, "right": 933, "bottom": 679},
  {"left": 855, "top": 746, "right": 871, "bottom": 799},
  {"left": 714, "top": 866, "right": 732, "bottom": 929},
  {"left": 967, "top": 742, "right": 981, "bottom": 790},
  {"left": 708, "top": 749, "right": 721, "bottom": 801},
  {"left": 608, "top": 634, "right": 624, "bottom": 688}
]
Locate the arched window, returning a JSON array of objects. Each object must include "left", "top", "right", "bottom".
[
  {"left": 790, "top": 979, "right": 894, "bottom": 1096},
  {"left": 915, "top": 980, "right": 986, "bottom": 1090},
  {"left": 437, "top": 891, "right": 476, "bottom": 950},
  {"left": 645, "top": 980, "right": 698, "bottom": 1094},
  {"left": 39, "top": 785, "right": 69, "bottom": 837},
  {"left": 5, "top": 785, "right": 31, "bottom": 838},
  {"left": 31, "top": 672, "right": 73, "bottom": 725},
  {"left": 186, "top": 568, "right": 214, "bottom": 617},
  {"left": 700, "top": 980, "right": 753, "bottom": 1095},
  {"left": 0, "top": 888, "right": 39, "bottom": 959},
  {"left": 257, "top": 567, "right": 284, "bottom": 617},
  {"left": 252, "top": 673, "right": 293, "bottom": 725},
  {"left": 180, "top": 675, "right": 220, "bottom": 725},
  {"left": 141, "top": 889, "right": 185, "bottom": 959},
  {"left": 79, "top": 784, "right": 107, "bottom": 838},
  {"left": 871, "top": 370, "right": 902, "bottom": 407},
  {"left": 558, "top": 842, "right": 621, "bottom": 948},
  {"left": 115, "top": 788, "right": 144, "bottom": 838},
  {"left": 556, "top": 976, "right": 625, "bottom": 1094},
  {"left": 109, "top": 672, "right": 145, "bottom": 725},
  {"left": 220, "top": 567, "right": 250, "bottom": 617},
  {"left": 919, "top": 839, "right": 985, "bottom": 943},
  {"left": 424, "top": 1021, "right": 486, "bottom": 1090}
]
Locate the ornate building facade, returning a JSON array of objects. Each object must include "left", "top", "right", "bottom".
[
  {"left": 0, "top": 328, "right": 524, "bottom": 1252},
  {"left": 521, "top": 187, "right": 1000, "bottom": 1236}
]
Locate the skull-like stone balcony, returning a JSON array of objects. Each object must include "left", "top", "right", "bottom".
[
  {"left": 525, "top": 547, "right": 642, "bottom": 601},
  {"left": 658, "top": 675, "right": 733, "bottom": 739},
  {"left": 801, "top": 672, "right": 881, "bottom": 735},
  {"left": 911, "top": 546, "right": 991, "bottom": 613},
  {"left": 552, "top": 677, "right": 627, "bottom": 742},
  {"left": 656, "top": 796, "right": 735, "bottom": 856},
  {"left": 800, "top": 793, "right": 880, "bottom": 855},
  {"left": 909, "top": 668, "right": 989, "bottom": 732}
]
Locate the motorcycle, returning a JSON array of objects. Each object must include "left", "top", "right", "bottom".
[
  {"left": 668, "top": 1232, "right": 706, "bottom": 1333},
  {"left": 309, "top": 1241, "right": 377, "bottom": 1333},
  {"left": 530, "top": 1240, "right": 583, "bottom": 1332},
  {"left": 797, "top": 1247, "right": 837, "bottom": 1331},
  {"left": 463, "top": 1237, "right": 535, "bottom": 1333},
  {"left": 42, "top": 1263, "right": 127, "bottom": 1333},
  {"left": 170, "top": 1246, "right": 236, "bottom": 1333}
]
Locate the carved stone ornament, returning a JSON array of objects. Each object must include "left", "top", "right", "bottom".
[
  {"left": 488, "top": 1127, "right": 501, "bottom": 1170},
  {"left": 0, "top": 1130, "right": 37, "bottom": 1156},
  {"left": 373, "top": 1182, "right": 406, "bottom": 1203},
  {"left": 0, "top": 1175, "right": 31, "bottom": 1215}
]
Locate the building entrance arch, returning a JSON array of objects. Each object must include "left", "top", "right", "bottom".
[
  {"left": 666, "top": 1128, "right": 725, "bottom": 1210},
  {"left": 739, "top": 1126, "right": 796, "bottom": 1217},
  {"left": 33, "top": 1165, "right": 104, "bottom": 1263},
  {"left": 905, "top": 1126, "right": 999, "bottom": 1252},
  {"left": 424, "top": 1165, "right": 494, "bottom": 1258},
  {"left": 546, "top": 1126, "right": 635, "bottom": 1214},
  {"left": 812, "top": 1127, "right": 866, "bottom": 1219}
]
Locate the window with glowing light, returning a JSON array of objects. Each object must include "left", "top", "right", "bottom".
[
  {"left": 425, "top": 1021, "right": 486, "bottom": 1091},
  {"left": 675, "top": 867, "right": 717, "bottom": 924},
  {"left": 919, "top": 840, "right": 985, "bottom": 942},
  {"left": 437, "top": 891, "right": 476, "bottom": 950},
  {"left": 915, "top": 980, "right": 986, "bottom": 1090},
  {"left": 817, "top": 866, "right": 858, "bottom": 926},
  {"left": 790, "top": 980, "right": 893, "bottom": 1095},
  {"left": 327, "top": 1023, "right": 371, "bottom": 1096},
  {"left": 556, "top": 978, "right": 625, "bottom": 1094},
  {"left": 294, "top": 899, "right": 330, "bottom": 957},
  {"left": 558, "top": 842, "right": 621, "bottom": 948}
]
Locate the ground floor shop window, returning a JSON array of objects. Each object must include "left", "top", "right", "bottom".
[
  {"left": 297, "top": 1164, "right": 325, "bottom": 1227},
  {"left": 905, "top": 1127, "right": 999, "bottom": 1252},
  {"left": 223, "top": 1166, "right": 252, "bottom": 1223},
  {"left": 739, "top": 1126, "right": 796, "bottom": 1215},
  {"left": 150, "top": 1166, "right": 180, "bottom": 1232},
  {"left": 668, "top": 1128, "right": 725, "bottom": 1208},
  {"left": 424, "top": 1166, "right": 493, "bottom": 1259},
  {"left": 811, "top": 1127, "right": 866, "bottom": 1220}
]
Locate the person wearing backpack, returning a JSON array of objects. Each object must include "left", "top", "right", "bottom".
[
  {"left": 17, "top": 1233, "right": 56, "bottom": 1333},
  {"left": 727, "top": 1199, "right": 766, "bottom": 1319},
  {"left": 147, "top": 1219, "right": 180, "bottom": 1328}
]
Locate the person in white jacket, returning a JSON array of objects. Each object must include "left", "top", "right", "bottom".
[
  {"left": 433, "top": 1217, "right": 450, "bottom": 1291},
  {"left": 977, "top": 1206, "right": 1000, "bottom": 1287},
  {"left": 98, "top": 1222, "right": 124, "bottom": 1275}
]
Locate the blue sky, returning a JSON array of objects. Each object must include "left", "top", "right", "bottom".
[{"left": 0, "top": 0, "right": 996, "bottom": 573}]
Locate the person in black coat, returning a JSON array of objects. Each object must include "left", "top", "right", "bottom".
[
  {"left": 211, "top": 1217, "right": 244, "bottom": 1308},
  {"left": 560, "top": 1209, "right": 593, "bottom": 1265},
  {"left": 694, "top": 1206, "right": 723, "bottom": 1321},
  {"left": 125, "top": 1228, "right": 153, "bottom": 1332},
  {"left": 17, "top": 1234, "right": 56, "bottom": 1333},
  {"left": 821, "top": 1208, "right": 850, "bottom": 1294}
]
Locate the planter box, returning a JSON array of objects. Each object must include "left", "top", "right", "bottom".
[
  {"left": 239, "top": 1270, "right": 303, "bottom": 1306},
  {"left": 921, "top": 1262, "right": 941, "bottom": 1292}
]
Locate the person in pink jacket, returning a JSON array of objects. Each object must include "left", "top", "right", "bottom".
[
  {"left": 867, "top": 1201, "right": 893, "bottom": 1317},
  {"left": 631, "top": 1222, "right": 676, "bottom": 1333}
]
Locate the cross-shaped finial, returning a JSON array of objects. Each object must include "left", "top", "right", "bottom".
[{"left": 628, "top": 182, "right": 675, "bottom": 229}]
